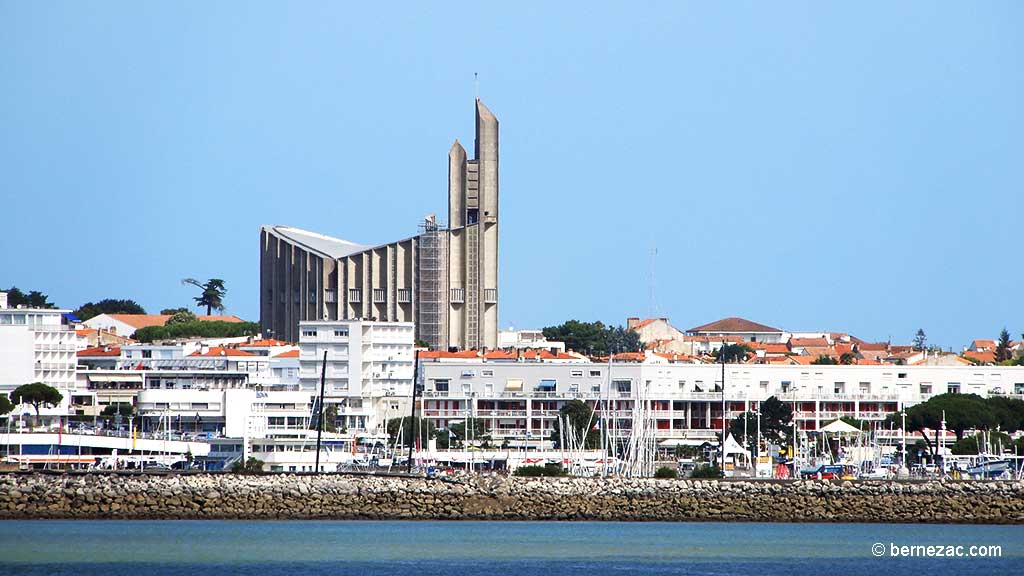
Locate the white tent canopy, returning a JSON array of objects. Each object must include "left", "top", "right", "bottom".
[{"left": 820, "top": 419, "right": 861, "bottom": 434}]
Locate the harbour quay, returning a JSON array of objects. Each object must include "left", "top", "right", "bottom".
[{"left": 0, "top": 473, "right": 1022, "bottom": 524}]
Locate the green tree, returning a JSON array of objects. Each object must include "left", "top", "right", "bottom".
[
  {"left": 540, "top": 320, "right": 641, "bottom": 355},
  {"left": 165, "top": 309, "right": 197, "bottom": 326},
  {"left": 73, "top": 299, "right": 146, "bottom": 321},
  {"left": 839, "top": 352, "right": 857, "bottom": 365},
  {"left": 543, "top": 320, "right": 607, "bottom": 354},
  {"left": 100, "top": 402, "right": 135, "bottom": 419},
  {"left": 3, "top": 287, "right": 56, "bottom": 309},
  {"left": 913, "top": 329, "right": 927, "bottom": 351},
  {"left": 160, "top": 307, "right": 191, "bottom": 315},
  {"left": 386, "top": 416, "right": 436, "bottom": 449},
  {"left": 950, "top": 432, "right": 1014, "bottom": 455},
  {"left": 714, "top": 343, "right": 753, "bottom": 363},
  {"left": 414, "top": 339, "right": 431, "bottom": 349},
  {"left": 985, "top": 396, "right": 1024, "bottom": 433},
  {"left": 0, "top": 394, "right": 14, "bottom": 419},
  {"left": 995, "top": 328, "right": 1013, "bottom": 363},
  {"left": 810, "top": 355, "right": 837, "bottom": 365},
  {"left": 446, "top": 418, "right": 490, "bottom": 449},
  {"left": 606, "top": 325, "right": 642, "bottom": 354},
  {"left": 758, "top": 396, "right": 793, "bottom": 445},
  {"left": 181, "top": 278, "right": 227, "bottom": 315},
  {"left": 550, "top": 399, "right": 602, "bottom": 449},
  {"left": 10, "top": 382, "right": 63, "bottom": 425},
  {"left": 887, "top": 393, "right": 998, "bottom": 457},
  {"left": 728, "top": 411, "right": 760, "bottom": 454},
  {"left": 134, "top": 320, "right": 258, "bottom": 343}
]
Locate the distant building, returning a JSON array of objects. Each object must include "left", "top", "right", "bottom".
[
  {"left": 297, "top": 320, "right": 414, "bottom": 434},
  {"left": 261, "top": 99, "right": 501, "bottom": 350},
  {"left": 498, "top": 328, "right": 565, "bottom": 353},
  {"left": 686, "top": 317, "right": 788, "bottom": 344}
]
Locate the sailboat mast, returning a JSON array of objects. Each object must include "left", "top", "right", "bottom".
[{"left": 314, "top": 349, "right": 328, "bottom": 473}]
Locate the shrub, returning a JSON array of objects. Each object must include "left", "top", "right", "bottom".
[
  {"left": 654, "top": 466, "right": 678, "bottom": 479},
  {"left": 513, "top": 464, "right": 567, "bottom": 477},
  {"left": 690, "top": 464, "right": 722, "bottom": 479},
  {"left": 230, "top": 457, "right": 265, "bottom": 474}
]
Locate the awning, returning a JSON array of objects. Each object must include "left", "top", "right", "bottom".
[
  {"left": 63, "top": 313, "right": 83, "bottom": 323},
  {"left": 87, "top": 374, "right": 143, "bottom": 383},
  {"left": 658, "top": 439, "right": 707, "bottom": 447},
  {"left": 537, "top": 379, "right": 556, "bottom": 391},
  {"left": 505, "top": 379, "right": 523, "bottom": 392}
]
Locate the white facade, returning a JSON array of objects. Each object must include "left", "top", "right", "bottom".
[
  {"left": 0, "top": 300, "right": 76, "bottom": 422},
  {"left": 298, "top": 320, "right": 414, "bottom": 433},
  {"left": 419, "top": 357, "right": 1024, "bottom": 446}
]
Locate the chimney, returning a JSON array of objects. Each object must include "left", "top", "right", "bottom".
[
  {"left": 627, "top": 317, "right": 640, "bottom": 329},
  {"left": 0, "top": 291, "right": 6, "bottom": 309}
]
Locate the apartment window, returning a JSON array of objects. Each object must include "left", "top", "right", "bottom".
[
  {"left": 834, "top": 382, "right": 845, "bottom": 394},
  {"left": 589, "top": 370, "right": 601, "bottom": 378},
  {"left": 694, "top": 380, "right": 704, "bottom": 392},
  {"left": 348, "top": 289, "right": 361, "bottom": 303},
  {"left": 333, "top": 328, "right": 348, "bottom": 337},
  {"left": 397, "top": 289, "right": 412, "bottom": 303},
  {"left": 302, "top": 329, "right": 316, "bottom": 338},
  {"left": 325, "top": 290, "right": 337, "bottom": 303},
  {"left": 142, "top": 350, "right": 152, "bottom": 359},
  {"left": 760, "top": 380, "right": 769, "bottom": 393},
  {"left": 947, "top": 382, "right": 961, "bottom": 394},
  {"left": 570, "top": 370, "right": 583, "bottom": 378},
  {"left": 898, "top": 373, "right": 907, "bottom": 379},
  {"left": 920, "top": 384, "right": 932, "bottom": 395},
  {"left": 484, "top": 288, "right": 497, "bottom": 303},
  {"left": 373, "top": 289, "right": 386, "bottom": 303},
  {"left": 450, "top": 288, "right": 465, "bottom": 303},
  {"left": 268, "top": 417, "right": 285, "bottom": 427},
  {"left": 537, "top": 379, "right": 556, "bottom": 392},
  {"left": 613, "top": 379, "right": 631, "bottom": 393},
  {"left": 433, "top": 379, "right": 450, "bottom": 392},
  {"left": 482, "top": 370, "right": 494, "bottom": 377},
  {"left": 859, "top": 382, "right": 871, "bottom": 393},
  {"left": 191, "top": 403, "right": 208, "bottom": 410}
]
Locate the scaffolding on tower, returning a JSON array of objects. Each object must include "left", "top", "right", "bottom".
[{"left": 417, "top": 215, "right": 447, "bottom": 350}]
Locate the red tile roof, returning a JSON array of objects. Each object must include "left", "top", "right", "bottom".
[
  {"left": 687, "top": 317, "right": 783, "bottom": 334},
  {"left": 963, "top": 350, "right": 995, "bottom": 364},
  {"left": 273, "top": 350, "right": 300, "bottom": 358},
  {"left": 971, "top": 339, "right": 996, "bottom": 350},
  {"left": 189, "top": 346, "right": 256, "bottom": 357},
  {"left": 242, "top": 338, "right": 292, "bottom": 347},
  {"left": 790, "top": 337, "right": 829, "bottom": 347},
  {"left": 102, "top": 314, "right": 247, "bottom": 330},
  {"left": 858, "top": 342, "right": 889, "bottom": 351},
  {"left": 77, "top": 346, "right": 121, "bottom": 357}
]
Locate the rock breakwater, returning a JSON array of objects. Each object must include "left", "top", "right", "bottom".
[{"left": 1, "top": 473, "right": 1022, "bottom": 523}]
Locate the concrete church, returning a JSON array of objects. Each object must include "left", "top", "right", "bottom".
[{"left": 260, "top": 100, "right": 500, "bottom": 349}]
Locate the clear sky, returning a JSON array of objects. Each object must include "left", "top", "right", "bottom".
[{"left": 1, "top": 1, "right": 1020, "bottom": 350}]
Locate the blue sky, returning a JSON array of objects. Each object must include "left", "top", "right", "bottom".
[{"left": 1, "top": 2, "right": 1020, "bottom": 350}]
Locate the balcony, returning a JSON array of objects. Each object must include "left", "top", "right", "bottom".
[{"left": 484, "top": 289, "right": 497, "bottom": 304}]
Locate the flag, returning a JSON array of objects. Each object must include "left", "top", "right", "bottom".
[{"left": 132, "top": 425, "right": 137, "bottom": 451}]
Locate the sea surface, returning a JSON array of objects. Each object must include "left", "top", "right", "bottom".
[{"left": 0, "top": 520, "right": 1021, "bottom": 575}]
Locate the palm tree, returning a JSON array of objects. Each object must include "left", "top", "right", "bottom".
[{"left": 181, "top": 278, "right": 227, "bottom": 315}]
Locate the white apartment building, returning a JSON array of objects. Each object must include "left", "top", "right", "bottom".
[
  {"left": 419, "top": 355, "right": 1024, "bottom": 447},
  {"left": 298, "top": 320, "right": 414, "bottom": 434},
  {"left": 0, "top": 293, "right": 76, "bottom": 423}
]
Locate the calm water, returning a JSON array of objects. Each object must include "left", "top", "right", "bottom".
[{"left": 0, "top": 520, "right": 1021, "bottom": 575}]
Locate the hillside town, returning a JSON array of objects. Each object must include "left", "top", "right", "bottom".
[
  {"left": 2, "top": 288, "right": 1023, "bottom": 478},
  {"left": 2, "top": 101, "right": 1023, "bottom": 480}
]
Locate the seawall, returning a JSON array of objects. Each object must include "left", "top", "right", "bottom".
[{"left": 1, "top": 473, "right": 1022, "bottom": 523}]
